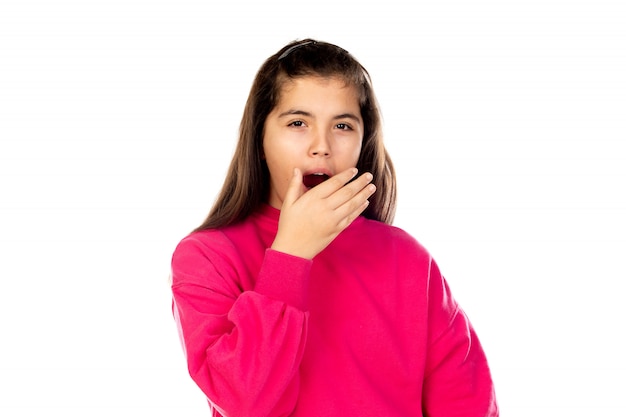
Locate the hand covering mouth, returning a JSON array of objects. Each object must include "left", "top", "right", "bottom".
[{"left": 303, "top": 173, "right": 330, "bottom": 188}]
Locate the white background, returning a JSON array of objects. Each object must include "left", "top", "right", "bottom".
[{"left": 1, "top": 0, "right": 624, "bottom": 415}]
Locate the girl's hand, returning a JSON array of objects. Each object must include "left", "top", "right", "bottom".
[{"left": 271, "top": 167, "right": 376, "bottom": 260}]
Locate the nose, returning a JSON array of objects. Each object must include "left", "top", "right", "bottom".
[{"left": 309, "top": 130, "right": 331, "bottom": 157}]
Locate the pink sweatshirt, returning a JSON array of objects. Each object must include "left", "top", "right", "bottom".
[{"left": 171, "top": 204, "right": 498, "bottom": 417}]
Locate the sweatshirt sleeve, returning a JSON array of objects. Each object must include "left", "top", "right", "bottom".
[
  {"left": 422, "top": 259, "right": 499, "bottom": 417},
  {"left": 170, "top": 233, "right": 312, "bottom": 417}
]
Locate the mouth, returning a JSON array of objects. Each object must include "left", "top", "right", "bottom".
[{"left": 303, "top": 173, "right": 330, "bottom": 189}]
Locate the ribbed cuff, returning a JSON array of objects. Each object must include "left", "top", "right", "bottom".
[{"left": 254, "top": 249, "right": 313, "bottom": 311}]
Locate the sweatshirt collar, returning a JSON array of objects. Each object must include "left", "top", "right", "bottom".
[
  {"left": 251, "top": 203, "right": 280, "bottom": 233},
  {"left": 257, "top": 203, "right": 281, "bottom": 221}
]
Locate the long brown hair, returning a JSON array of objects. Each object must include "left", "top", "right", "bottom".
[{"left": 195, "top": 39, "right": 396, "bottom": 231}]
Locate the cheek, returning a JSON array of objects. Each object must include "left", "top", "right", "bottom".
[
  {"left": 355, "top": 142, "right": 363, "bottom": 159},
  {"left": 348, "top": 141, "right": 363, "bottom": 165},
  {"left": 264, "top": 155, "right": 290, "bottom": 187},
  {"left": 264, "top": 157, "right": 280, "bottom": 180}
]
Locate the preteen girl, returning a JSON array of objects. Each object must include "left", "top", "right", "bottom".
[{"left": 170, "top": 38, "right": 499, "bottom": 417}]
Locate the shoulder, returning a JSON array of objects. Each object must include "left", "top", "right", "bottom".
[
  {"left": 173, "top": 228, "right": 233, "bottom": 259},
  {"left": 349, "top": 217, "right": 432, "bottom": 263},
  {"left": 170, "top": 228, "right": 242, "bottom": 282},
  {"left": 172, "top": 217, "right": 258, "bottom": 260},
  {"left": 363, "top": 217, "right": 427, "bottom": 249}
]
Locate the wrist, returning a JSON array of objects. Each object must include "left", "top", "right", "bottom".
[
  {"left": 255, "top": 249, "right": 313, "bottom": 310},
  {"left": 270, "top": 240, "right": 314, "bottom": 260}
]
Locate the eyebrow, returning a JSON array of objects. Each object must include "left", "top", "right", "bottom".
[
  {"left": 277, "top": 109, "right": 313, "bottom": 118},
  {"left": 277, "top": 109, "right": 362, "bottom": 123}
]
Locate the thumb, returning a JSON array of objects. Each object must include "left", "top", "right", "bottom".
[{"left": 282, "top": 168, "right": 305, "bottom": 207}]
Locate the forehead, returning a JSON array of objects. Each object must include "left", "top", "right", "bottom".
[{"left": 275, "top": 75, "right": 360, "bottom": 108}]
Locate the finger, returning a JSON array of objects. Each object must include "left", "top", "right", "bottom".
[
  {"left": 314, "top": 167, "right": 359, "bottom": 198},
  {"left": 336, "top": 180, "right": 376, "bottom": 218},
  {"left": 321, "top": 177, "right": 375, "bottom": 234},
  {"left": 337, "top": 198, "right": 371, "bottom": 230},
  {"left": 282, "top": 168, "right": 305, "bottom": 207},
  {"left": 326, "top": 172, "right": 374, "bottom": 208}
]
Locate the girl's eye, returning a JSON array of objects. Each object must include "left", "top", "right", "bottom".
[
  {"left": 336, "top": 123, "right": 352, "bottom": 131},
  {"left": 288, "top": 120, "right": 305, "bottom": 127}
]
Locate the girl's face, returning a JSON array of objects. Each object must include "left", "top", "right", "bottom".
[{"left": 263, "top": 75, "right": 364, "bottom": 209}]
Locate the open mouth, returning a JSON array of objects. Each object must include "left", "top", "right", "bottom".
[{"left": 303, "top": 173, "right": 330, "bottom": 188}]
